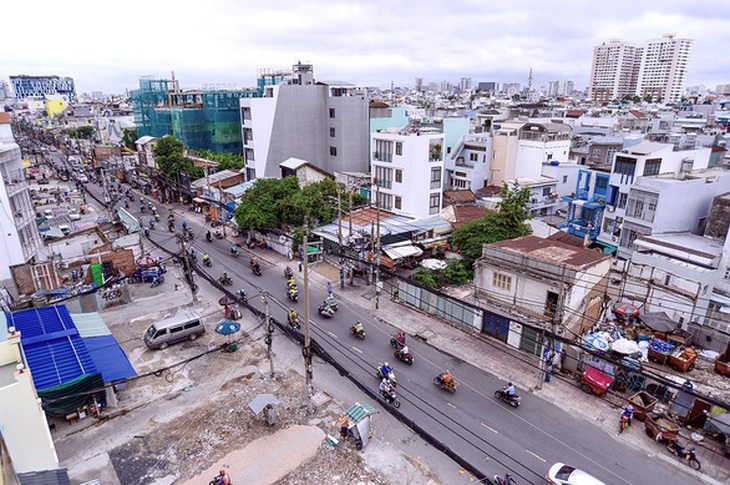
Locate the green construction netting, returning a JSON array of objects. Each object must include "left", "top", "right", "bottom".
[
  {"left": 38, "top": 373, "right": 106, "bottom": 417},
  {"left": 90, "top": 263, "right": 103, "bottom": 286}
]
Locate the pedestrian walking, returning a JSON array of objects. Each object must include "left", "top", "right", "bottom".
[
  {"left": 298, "top": 260, "right": 303, "bottom": 272},
  {"left": 327, "top": 281, "right": 333, "bottom": 294}
]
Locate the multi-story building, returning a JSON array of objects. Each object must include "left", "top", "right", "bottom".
[
  {"left": 240, "top": 63, "right": 369, "bottom": 180},
  {"left": 0, "top": 113, "right": 42, "bottom": 288},
  {"left": 547, "top": 80, "right": 575, "bottom": 97},
  {"left": 445, "top": 133, "right": 492, "bottom": 193},
  {"left": 131, "top": 75, "right": 260, "bottom": 154},
  {"left": 9, "top": 75, "right": 76, "bottom": 102},
  {"left": 459, "top": 77, "right": 472, "bottom": 92},
  {"left": 371, "top": 125, "right": 444, "bottom": 219},
  {"left": 636, "top": 34, "right": 692, "bottom": 103},
  {"left": 596, "top": 141, "right": 718, "bottom": 258},
  {"left": 588, "top": 40, "right": 643, "bottom": 103},
  {"left": 560, "top": 169, "right": 612, "bottom": 240}
]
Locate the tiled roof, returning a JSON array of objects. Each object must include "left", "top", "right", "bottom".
[
  {"left": 451, "top": 205, "right": 489, "bottom": 227},
  {"left": 443, "top": 190, "right": 477, "bottom": 204},
  {"left": 488, "top": 235, "right": 611, "bottom": 269},
  {"left": 0, "top": 112, "right": 11, "bottom": 124},
  {"left": 566, "top": 110, "right": 585, "bottom": 118},
  {"left": 629, "top": 110, "right": 646, "bottom": 119}
]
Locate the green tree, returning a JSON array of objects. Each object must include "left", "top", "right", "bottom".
[
  {"left": 153, "top": 136, "right": 202, "bottom": 181},
  {"left": 191, "top": 150, "right": 246, "bottom": 171},
  {"left": 121, "top": 129, "right": 137, "bottom": 151},
  {"left": 76, "top": 126, "right": 94, "bottom": 139},
  {"left": 450, "top": 181, "right": 532, "bottom": 268}
]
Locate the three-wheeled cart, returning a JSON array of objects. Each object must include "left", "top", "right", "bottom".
[
  {"left": 338, "top": 402, "right": 379, "bottom": 450},
  {"left": 579, "top": 366, "right": 614, "bottom": 396},
  {"left": 644, "top": 412, "right": 680, "bottom": 442}
]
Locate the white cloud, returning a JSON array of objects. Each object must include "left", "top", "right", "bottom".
[{"left": 1, "top": 0, "right": 728, "bottom": 93}]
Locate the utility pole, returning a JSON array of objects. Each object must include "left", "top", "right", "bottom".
[
  {"left": 261, "top": 291, "right": 274, "bottom": 377},
  {"left": 179, "top": 233, "right": 199, "bottom": 303},
  {"left": 302, "top": 221, "right": 313, "bottom": 414},
  {"left": 374, "top": 180, "right": 382, "bottom": 309},
  {"left": 337, "top": 187, "right": 344, "bottom": 290}
]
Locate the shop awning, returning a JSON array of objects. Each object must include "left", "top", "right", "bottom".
[
  {"left": 383, "top": 243, "right": 423, "bottom": 261},
  {"left": 193, "top": 197, "right": 207, "bottom": 204}
]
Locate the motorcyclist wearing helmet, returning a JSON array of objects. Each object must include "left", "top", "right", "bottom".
[
  {"left": 395, "top": 331, "right": 406, "bottom": 347},
  {"left": 399, "top": 344, "right": 410, "bottom": 358},
  {"left": 288, "top": 308, "right": 298, "bottom": 322},
  {"left": 353, "top": 320, "right": 364, "bottom": 334},
  {"left": 622, "top": 404, "right": 634, "bottom": 425},
  {"left": 231, "top": 244, "right": 238, "bottom": 255},
  {"left": 505, "top": 382, "right": 515, "bottom": 396},
  {"left": 203, "top": 253, "right": 210, "bottom": 262},
  {"left": 441, "top": 369, "right": 452, "bottom": 385},
  {"left": 379, "top": 378, "right": 392, "bottom": 397},
  {"left": 380, "top": 361, "right": 393, "bottom": 378},
  {"left": 220, "top": 272, "right": 229, "bottom": 283}
]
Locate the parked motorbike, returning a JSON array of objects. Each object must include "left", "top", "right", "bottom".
[
  {"left": 494, "top": 386, "right": 521, "bottom": 407},
  {"left": 380, "top": 388, "right": 401, "bottom": 408},
  {"left": 252, "top": 263, "right": 263, "bottom": 276},
  {"left": 375, "top": 364, "right": 397, "bottom": 388},
  {"left": 287, "top": 286, "right": 299, "bottom": 302},
  {"left": 350, "top": 325, "right": 365, "bottom": 340},
  {"left": 318, "top": 303, "right": 334, "bottom": 318},
  {"left": 284, "top": 266, "right": 293, "bottom": 279},
  {"left": 219, "top": 275, "right": 233, "bottom": 286},
  {"left": 394, "top": 348, "right": 414, "bottom": 365},
  {"left": 433, "top": 374, "right": 458, "bottom": 394},
  {"left": 150, "top": 275, "right": 165, "bottom": 288},
  {"left": 666, "top": 440, "right": 701, "bottom": 470}
]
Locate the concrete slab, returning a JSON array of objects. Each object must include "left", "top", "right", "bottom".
[{"left": 181, "top": 425, "right": 324, "bottom": 485}]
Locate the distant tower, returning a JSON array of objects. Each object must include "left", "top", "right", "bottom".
[
  {"left": 527, "top": 68, "right": 533, "bottom": 92},
  {"left": 390, "top": 80, "right": 394, "bottom": 101},
  {"left": 415, "top": 77, "right": 423, "bottom": 93}
]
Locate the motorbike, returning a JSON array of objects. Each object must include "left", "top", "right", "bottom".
[
  {"left": 318, "top": 303, "right": 334, "bottom": 318},
  {"left": 394, "top": 348, "right": 414, "bottom": 365},
  {"left": 209, "top": 474, "right": 230, "bottom": 485},
  {"left": 202, "top": 257, "right": 212, "bottom": 267},
  {"left": 493, "top": 474, "right": 519, "bottom": 485},
  {"left": 252, "top": 263, "right": 263, "bottom": 276},
  {"left": 215, "top": 231, "right": 224, "bottom": 240},
  {"left": 375, "top": 364, "right": 397, "bottom": 387},
  {"left": 219, "top": 275, "right": 233, "bottom": 286},
  {"left": 284, "top": 266, "right": 293, "bottom": 279},
  {"left": 140, "top": 205, "right": 146, "bottom": 213},
  {"left": 390, "top": 336, "right": 406, "bottom": 349},
  {"left": 666, "top": 440, "right": 701, "bottom": 470},
  {"left": 238, "top": 289, "right": 247, "bottom": 302},
  {"left": 433, "top": 374, "right": 458, "bottom": 394},
  {"left": 206, "top": 233, "right": 212, "bottom": 242},
  {"left": 168, "top": 222, "right": 175, "bottom": 233},
  {"left": 494, "top": 386, "right": 521, "bottom": 407},
  {"left": 154, "top": 213, "right": 160, "bottom": 222},
  {"left": 324, "top": 295, "right": 338, "bottom": 312},
  {"left": 150, "top": 275, "right": 165, "bottom": 288},
  {"left": 380, "top": 388, "right": 401, "bottom": 408},
  {"left": 287, "top": 313, "right": 301, "bottom": 331},
  {"left": 230, "top": 247, "right": 240, "bottom": 258},
  {"left": 287, "top": 287, "right": 299, "bottom": 302},
  {"left": 350, "top": 325, "right": 365, "bottom": 340},
  {"left": 144, "top": 228, "right": 150, "bottom": 238}
]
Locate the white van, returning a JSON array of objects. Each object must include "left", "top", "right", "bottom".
[{"left": 144, "top": 312, "right": 205, "bottom": 349}]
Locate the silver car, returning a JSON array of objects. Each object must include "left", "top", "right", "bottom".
[{"left": 546, "top": 463, "right": 606, "bottom": 485}]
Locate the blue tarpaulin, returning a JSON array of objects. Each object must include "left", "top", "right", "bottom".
[{"left": 82, "top": 336, "right": 137, "bottom": 383}]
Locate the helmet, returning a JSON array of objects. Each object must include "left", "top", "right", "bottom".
[
  {"left": 384, "top": 362, "right": 389, "bottom": 367},
  {"left": 356, "top": 320, "right": 361, "bottom": 324},
  {"left": 626, "top": 404, "right": 634, "bottom": 411}
]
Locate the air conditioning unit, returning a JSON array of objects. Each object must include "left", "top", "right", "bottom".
[{"left": 606, "top": 205, "right": 615, "bottom": 212}]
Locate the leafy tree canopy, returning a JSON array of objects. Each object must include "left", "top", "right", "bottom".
[
  {"left": 234, "top": 177, "right": 362, "bottom": 231},
  {"left": 449, "top": 181, "right": 532, "bottom": 267},
  {"left": 191, "top": 150, "right": 246, "bottom": 172},
  {"left": 121, "top": 128, "right": 137, "bottom": 150},
  {"left": 153, "top": 135, "right": 203, "bottom": 181}
]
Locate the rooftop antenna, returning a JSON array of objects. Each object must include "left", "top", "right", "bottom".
[{"left": 527, "top": 68, "right": 533, "bottom": 92}]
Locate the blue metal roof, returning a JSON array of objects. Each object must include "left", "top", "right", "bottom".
[
  {"left": 82, "top": 336, "right": 137, "bottom": 383},
  {"left": 5, "top": 306, "right": 98, "bottom": 390}
]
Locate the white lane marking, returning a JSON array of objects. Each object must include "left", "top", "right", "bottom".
[
  {"left": 352, "top": 346, "right": 363, "bottom": 354},
  {"left": 447, "top": 402, "right": 456, "bottom": 409},
  {"left": 481, "top": 422, "right": 499, "bottom": 434},
  {"left": 328, "top": 331, "right": 338, "bottom": 339},
  {"left": 526, "top": 449, "right": 546, "bottom": 462}
]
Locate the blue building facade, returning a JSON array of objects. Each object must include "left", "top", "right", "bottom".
[
  {"left": 559, "top": 169, "right": 612, "bottom": 240},
  {"left": 10, "top": 75, "right": 76, "bottom": 101}
]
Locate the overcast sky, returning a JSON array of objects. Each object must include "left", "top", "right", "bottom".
[{"left": 2, "top": 1, "right": 729, "bottom": 95}]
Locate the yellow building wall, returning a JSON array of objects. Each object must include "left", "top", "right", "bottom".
[{"left": 45, "top": 98, "right": 66, "bottom": 118}]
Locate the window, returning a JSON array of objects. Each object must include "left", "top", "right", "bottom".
[
  {"left": 430, "top": 167, "right": 442, "bottom": 189},
  {"left": 377, "top": 192, "right": 393, "bottom": 210},
  {"left": 374, "top": 139, "right": 393, "bottom": 162},
  {"left": 395, "top": 196, "right": 402, "bottom": 210},
  {"left": 241, "top": 107, "right": 251, "bottom": 121},
  {"left": 374, "top": 166, "right": 393, "bottom": 189},
  {"left": 644, "top": 158, "right": 661, "bottom": 176},
  {"left": 244, "top": 148, "right": 255, "bottom": 163},
  {"left": 545, "top": 291, "right": 559, "bottom": 317},
  {"left": 614, "top": 156, "right": 637, "bottom": 183},
  {"left": 724, "top": 267, "right": 730, "bottom": 280},
  {"left": 596, "top": 176, "right": 609, "bottom": 190},
  {"left": 330, "top": 127, "right": 335, "bottom": 137},
  {"left": 562, "top": 175, "right": 568, "bottom": 183},
  {"left": 493, "top": 273, "right": 512, "bottom": 291},
  {"left": 470, "top": 153, "right": 479, "bottom": 162},
  {"left": 542, "top": 187, "right": 551, "bottom": 196},
  {"left": 395, "top": 169, "right": 403, "bottom": 183},
  {"left": 395, "top": 142, "right": 403, "bottom": 156},
  {"left": 329, "top": 108, "right": 335, "bottom": 118},
  {"left": 429, "top": 193, "right": 441, "bottom": 214},
  {"left": 618, "top": 192, "right": 628, "bottom": 209},
  {"left": 243, "top": 128, "right": 253, "bottom": 144},
  {"left": 592, "top": 148, "right": 601, "bottom": 158},
  {"left": 330, "top": 146, "right": 337, "bottom": 156}
]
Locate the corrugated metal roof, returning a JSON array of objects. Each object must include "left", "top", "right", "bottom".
[
  {"left": 6, "top": 306, "right": 98, "bottom": 390},
  {"left": 488, "top": 235, "right": 611, "bottom": 269},
  {"left": 18, "top": 468, "right": 71, "bottom": 485},
  {"left": 83, "top": 336, "right": 137, "bottom": 383},
  {"left": 70, "top": 312, "right": 112, "bottom": 337}
]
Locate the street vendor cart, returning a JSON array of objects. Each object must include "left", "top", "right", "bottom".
[
  {"left": 668, "top": 346, "right": 697, "bottom": 373},
  {"left": 579, "top": 366, "right": 614, "bottom": 396},
  {"left": 644, "top": 412, "right": 680, "bottom": 442},
  {"left": 338, "top": 402, "right": 378, "bottom": 450}
]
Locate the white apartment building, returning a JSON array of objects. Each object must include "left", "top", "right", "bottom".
[
  {"left": 597, "top": 141, "right": 716, "bottom": 258},
  {"left": 445, "top": 133, "right": 492, "bottom": 193},
  {"left": 240, "top": 63, "right": 369, "bottom": 180},
  {"left": 589, "top": 35, "right": 692, "bottom": 103},
  {"left": 0, "top": 113, "right": 42, "bottom": 287},
  {"left": 371, "top": 126, "right": 445, "bottom": 219},
  {"left": 637, "top": 35, "right": 692, "bottom": 103},
  {"left": 588, "top": 40, "right": 643, "bottom": 102}
]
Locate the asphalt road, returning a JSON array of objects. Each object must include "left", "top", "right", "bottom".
[{"left": 46, "top": 147, "right": 698, "bottom": 485}]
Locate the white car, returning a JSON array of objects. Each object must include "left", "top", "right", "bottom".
[
  {"left": 69, "top": 209, "right": 81, "bottom": 221},
  {"left": 546, "top": 463, "right": 606, "bottom": 485}
]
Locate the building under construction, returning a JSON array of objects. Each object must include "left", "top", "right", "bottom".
[{"left": 131, "top": 75, "right": 262, "bottom": 154}]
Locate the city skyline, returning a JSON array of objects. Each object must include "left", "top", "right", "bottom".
[{"left": 2, "top": 0, "right": 729, "bottom": 95}]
